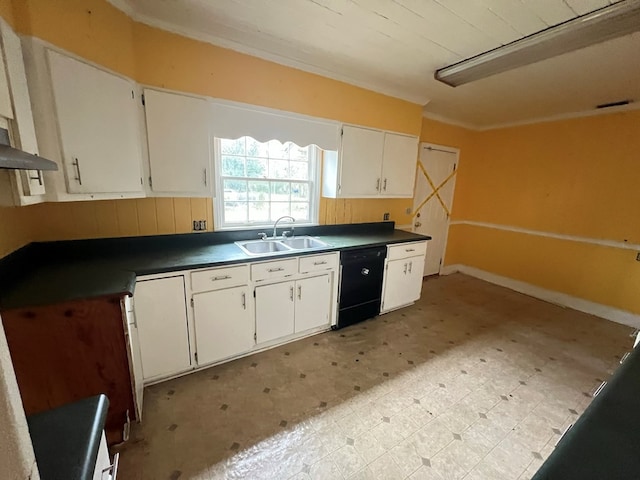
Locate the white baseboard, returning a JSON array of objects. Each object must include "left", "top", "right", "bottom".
[{"left": 439, "top": 264, "right": 640, "bottom": 329}]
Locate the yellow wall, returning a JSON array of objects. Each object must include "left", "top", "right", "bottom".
[
  {"left": 0, "top": 0, "right": 419, "bottom": 254},
  {"left": 441, "top": 110, "right": 640, "bottom": 315}
]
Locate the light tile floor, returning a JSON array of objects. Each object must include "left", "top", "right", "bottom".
[{"left": 115, "top": 273, "right": 632, "bottom": 480}]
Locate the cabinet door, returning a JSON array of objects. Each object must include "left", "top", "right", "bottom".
[
  {"left": 193, "top": 286, "right": 253, "bottom": 365},
  {"left": 295, "top": 275, "right": 331, "bottom": 333},
  {"left": 381, "top": 259, "right": 409, "bottom": 313},
  {"left": 124, "top": 304, "right": 144, "bottom": 420},
  {"left": 48, "top": 50, "right": 143, "bottom": 194},
  {"left": 134, "top": 276, "right": 191, "bottom": 381},
  {"left": 339, "top": 125, "right": 384, "bottom": 197},
  {"left": 381, "top": 132, "right": 418, "bottom": 197},
  {"left": 255, "top": 281, "right": 295, "bottom": 344},
  {"left": 144, "top": 89, "right": 212, "bottom": 195},
  {"left": 406, "top": 256, "right": 425, "bottom": 304}
]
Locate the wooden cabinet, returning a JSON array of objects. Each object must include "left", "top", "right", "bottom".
[
  {"left": 381, "top": 241, "right": 427, "bottom": 313},
  {"left": 192, "top": 285, "right": 253, "bottom": 365},
  {"left": 47, "top": 49, "right": 143, "bottom": 195},
  {"left": 294, "top": 274, "right": 331, "bottom": 333},
  {"left": 323, "top": 125, "right": 418, "bottom": 198},
  {"left": 256, "top": 281, "right": 296, "bottom": 344},
  {"left": 134, "top": 276, "right": 192, "bottom": 382},
  {"left": 1, "top": 295, "right": 137, "bottom": 445},
  {"left": 143, "top": 89, "right": 213, "bottom": 196}
]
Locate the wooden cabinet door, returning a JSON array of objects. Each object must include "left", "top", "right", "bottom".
[
  {"left": 48, "top": 50, "right": 143, "bottom": 194},
  {"left": 255, "top": 281, "right": 295, "bottom": 344},
  {"left": 381, "top": 132, "right": 418, "bottom": 197},
  {"left": 192, "top": 286, "right": 253, "bottom": 365},
  {"left": 134, "top": 276, "right": 191, "bottom": 381},
  {"left": 143, "top": 89, "right": 212, "bottom": 196},
  {"left": 339, "top": 125, "right": 384, "bottom": 197},
  {"left": 294, "top": 275, "right": 331, "bottom": 333},
  {"left": 381, "top": 258, "right": 409, "bottom": 313}
]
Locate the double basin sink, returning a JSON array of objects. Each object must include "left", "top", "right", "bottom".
[{"left": 235, "top": 236, "right": 330, "bottom": 256}]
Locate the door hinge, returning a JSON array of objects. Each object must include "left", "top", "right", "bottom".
[
  {"left": 148, "top": 175, "right": 153, "bottom": 188},
  {"left": 140, "top": 177, "right": 143, "bottom": 185},
  {"left": 141, "top": 93, "right": 145, "bottom": 106},
  {"left": 439, "top": 258, "right": 443, "bottom": 265},
  {"left": 453, "top": 163, "right": 457, "bottom": 171},
  {"left": 341, "top": 128, "right": 343, "bottom": 136},
  {"left": 190, "top": 298, "right": 194, "bottom": 307},
  {"left": 253, "top": 289, "right": 256, "bottom": 298},
  {"left": 338, "top": 184, "right": 341, "bottom": 193},
  {"left": 194, "top": 352, "right": 198, "bottom": 363},
  {"left": 254, "top": 332, "right": 257, "bottom": 341},
  {"left": 131, "top": 90, "right": 134, "bottom": 99}
]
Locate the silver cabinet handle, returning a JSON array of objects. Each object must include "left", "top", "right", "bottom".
[
  {"left": 102, "top": 451, "right": 120, "bottom": 479},
  {"left": 376, "top": 178, "right": 380, "bottom": 191},
  {"left": 289, "top": 286, "right": 294, "bottom": 301},
  {"left": 408, "top": 261, "right": 412, "bottom": 273},
  {"left": 268, "top": 267, "right": 284, "bottom": 273},
  {"left": 314, "top": 261, "right": 327, "bottom": 266},
  {"left": 298, "top": 285, "right": 302, "bottom": 300},
  {"left": 241, "top": 292, "right": 246, "bottom": 310},
  {"left": 403, "top": 263, "right": 407, "bottom": 274},
  {"left": 203, "top": 168, "right": 207, "bottom": 186},
  {"left": 406, "top": 248, "right": 415, "bottom": 252},
  {"left": 72, "top": 158, "right": 82, "bottom": 185},
  {"left": 211, "top": 275, "right": 232, "bottom": 281},
  {"left": 620, "top": 352, "right": 631, "bottom": 364},
  {"left": 593, "top": 381, "right": 607, "bottom": 397},
  {"left": 383, "top": 178, "right": 387, "bottom": 191},
  {"left": 554, "top": 424, "right": 573, "bottom": 447}
]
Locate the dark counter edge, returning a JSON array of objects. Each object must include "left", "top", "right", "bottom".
[
  {"left": 28, "top": 394, "right": 109, "bottom": 480},
  {"left": 0, "top": 222, "right": 431, "bottom": 310}
]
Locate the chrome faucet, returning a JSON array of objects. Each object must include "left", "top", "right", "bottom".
[{"left": 273, "top": 215, "right": 295, "bottom": 238}]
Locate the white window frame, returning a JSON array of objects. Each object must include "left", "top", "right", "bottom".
[{"left": 213, "top": 137, "right": 321, "bottom": 230}]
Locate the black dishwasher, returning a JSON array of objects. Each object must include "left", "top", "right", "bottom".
[{"left": 336, "top": 246, "right": 387, "bottom": 329}]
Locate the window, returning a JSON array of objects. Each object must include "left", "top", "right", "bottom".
[{"left": 214, "top": 136, "right": 319, "bottom": 229}]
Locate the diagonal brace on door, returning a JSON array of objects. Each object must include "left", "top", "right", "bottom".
[{"left": 413, "top": 161, "right": 457, "bottom": 218}]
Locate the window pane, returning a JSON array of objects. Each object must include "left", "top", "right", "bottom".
[
  {"left": 223, "top": 179, "right": 248, "bottom": 201},
  {"left": 271, "top": 182, "right": 290, "bottom": 202},
  {"left": 289, "top": 161, "right": 309, "bottom": 180},
  {"left": 248, "top": 181, "right": 269, "bottom": 201},
  {"left": 290, "top": 145, "right": 308, "bottom": 161},
  {"left": 222, "top": 156, "right": 245, "bottom": 176},
  {"left": 246, "top": 137, "right": 269, "bottom": 158},
  {"left": 268, "top": 140, "right": 289, "bottom": 159},
  {"left": 246, "top": 157, "right": 267, "bottom": 178},
  {"left": 269, "top": 159, "right": 289, "bottom": 179},
  {"left": 291, "top": 183, "right": 309, "bottom": 201},
  {"left": 248, "top": 202, "right": 269, "bottom": 222},
  {"left": 221, "top": 138, "right": 245, "bottom": 156},
  {"left": 291, "top": 203, "right": 310, "bottom": 221},
  {"left": 224, "top": 202, "right": 247, "bottom": 223},
  {"left": 271, "top": 202, "right": 290, "bottom": 219}
]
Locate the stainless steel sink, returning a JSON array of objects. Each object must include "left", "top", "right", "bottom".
[
  {"left": 235, "top": 236, "right": 330, "bottom": 256},
  {"left": 281, "top": 237, "right": 329, "bottom": 249}
]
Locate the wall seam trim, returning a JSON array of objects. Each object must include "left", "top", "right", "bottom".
[
  {"left": 450, "top": 220, "right": 640, "bottom": 251},
  {"left": 440, "top": 264, "right": 640, "bottom": 328}
]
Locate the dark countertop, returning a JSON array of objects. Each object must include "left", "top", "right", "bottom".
[
  {"left": 28, "top": 395, "right": 109, "bottom": 480},
  {"left": 532, "top": 343, "right": 640, "bottom": 479},
  {"left": 0, "top": 222, "right": 430, "bottom": 310}
]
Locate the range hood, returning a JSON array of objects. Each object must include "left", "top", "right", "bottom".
[{"left": 0, "top": 144, "right": 58, "bottom": 171}]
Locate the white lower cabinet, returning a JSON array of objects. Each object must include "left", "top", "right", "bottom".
[
  {"left": 134, "top": 276, "right": 191, "bottom": 381},
  {"left": 94, "top": 431, "right": 118, "bottom": 480},
  {"left": 294, "top": 274, "right": 331, "bottom": 333},
  {"left": 256, "top": 281, "right": 296, "bottom": 344},
  {"left": 381, "top": 242, "right": 427, "bottom": 313},
  {"left": 192, "top": 286, "right": 253, "bottom": 365}
]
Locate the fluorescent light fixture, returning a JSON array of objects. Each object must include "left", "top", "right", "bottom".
[{"left": 435, "top": 1, "right": 640, "bottom": 87}]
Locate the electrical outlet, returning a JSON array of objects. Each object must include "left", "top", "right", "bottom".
[
  {"left": 405, "top": 207, "right": 412, "bottom": 214},
  {"left": 192, "top": 220, "right": 200, "bottom": 231},
  {"left": 199, "top": 220, "right": 207, "bottom": 231},
  {"left": 383, "top": 212, "right": 390, "bottom": 221},
  {"left": 636, "top": 252, "right": 640, "bottom": 262},
  {"left": 193, "top": 219, "right": 206, "bottom": 231}
]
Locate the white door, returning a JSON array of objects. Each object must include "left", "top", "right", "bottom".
[
  {"left": 294, "top": 275, "right": 331, "bottom": 333},
  {"left": 380, "top": 132, "right": 418, "bottom": 196},
  {"left": 143, "top": 89, "right": 212, "bottom": 196},
  {"left": 339, "top": 125, "right": 384, "bottom": 197},
  {"left": 134, "top": 276, "right": 192, "bottom": 381},
  {"left": 192, "top": 286, "right": 253, "bottom": 365},
  {"left": 255, "top": 281, "right": 295, "bottom": 344},
  {"left": 413, "top": 144, "right": 458, "bottom": 276},
  {"left": 48, "top": 50, "right": 143, "bottom": 194}
]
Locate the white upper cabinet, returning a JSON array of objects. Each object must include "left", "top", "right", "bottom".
[
  {"left": 47, "top": 49, "right": 143, "bottom": 194},
  {"left": 143, "top": 89, "right": 213, "bottom": 196},
  {"left": 323, "top": 124, "right": 418, "bottom": 198},
  {"left": 380, "top": 133, "right": 419, "bottom": 196}
]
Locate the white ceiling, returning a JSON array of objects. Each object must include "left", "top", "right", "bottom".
[{"left": 108, "top": 0, "right": 640, "bottom": 129}]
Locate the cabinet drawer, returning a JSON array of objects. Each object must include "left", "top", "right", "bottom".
[
  {"left": 191, "top": 265, "right": 249, "bottom": 293},
  {"left": 299, "top": 252, "right": 339, "bottom": 274},
  {"left": 251, "top": 258, "right": 298, "bottom": 282},
  {"left": 387, "top": 241, "right": 427, "bottom": 261}
]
